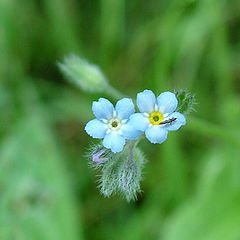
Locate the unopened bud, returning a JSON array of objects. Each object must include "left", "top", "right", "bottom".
[{"left": 58, "top": 54, "right": 108, "bottom": 93}]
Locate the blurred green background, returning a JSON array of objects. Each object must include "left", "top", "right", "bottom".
[{"left": 1, "top": 0, "right": 240, "bottom": 239}]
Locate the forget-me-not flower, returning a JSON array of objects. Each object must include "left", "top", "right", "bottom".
[
  {"left": 130, "top": 90, "right": 186, "bottom": 144},
  {"left": 85, "top": 98, "right": 142, "bottom": 153}
]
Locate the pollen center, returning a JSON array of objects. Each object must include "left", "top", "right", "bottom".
[
  {"left": 109, "top": 118, "right": 121, "bottom": 130},
  {"left": 149, "top": 111, "right": 164, "bottom": 125},
  {"left": 111, "top": 121, "right": 118, "bottom": 128}
]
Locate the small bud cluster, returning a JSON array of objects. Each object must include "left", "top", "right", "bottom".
[
  {"left": 87, "top": 141, "right": 146, "bottom": 201},
  {"left": 175, "top": 90, "right": 196, "bottom": 115}
]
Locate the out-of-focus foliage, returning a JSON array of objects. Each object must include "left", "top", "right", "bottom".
[{"left": 0, "top": 0, "right": 240, "bottom": 239}]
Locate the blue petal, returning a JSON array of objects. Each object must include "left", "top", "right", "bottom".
[
  {"left": 116, "top": 98, "right": 135, "bottom": 120},
  {"left": 121, "top": 121, "right": 143, "bottom": 140},
  {"left": 163, "top": 112, "right": 186, "bottom": 131},
  {"left": 137, "top": 90, "right": 156, "bottom": 113},
  {"left": 129, "top": 113, "right": 149, "bottom": 131},
  {"left": 157, "top": 91, "right": 178, "bottom": 114},
  {"left": 92, "top": 98, "right": 114, "bottom": 120},
  {"left": 145, "top": 125, "right": 168, "bottom": 144},
  {"left": 103, "top": 132, "right": 126, "bottom": 153},
  {"left": 85, "top": 119, "right": 107, "bottom": 138}
]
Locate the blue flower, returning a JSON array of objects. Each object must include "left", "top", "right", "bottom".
[
  {"left": 130, "top": 90, "right": 186, "bottom": 144},
  {"left": 85, "top": 98, "right": 142, "bottom": 153}
]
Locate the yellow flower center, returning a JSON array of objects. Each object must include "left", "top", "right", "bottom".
[{"left": 149, "top": 111, "right": 164, "bottom": 125}]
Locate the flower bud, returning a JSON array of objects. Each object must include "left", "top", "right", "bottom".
[
  {"left": 58, "top": 54, "right": 108, "bottom": 93},
  {"left": 92, "top": 150, "right": 108, "bottom": 164}
]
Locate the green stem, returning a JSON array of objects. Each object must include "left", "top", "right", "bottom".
[
  {"left": 105, "top": 85, "right": 126, "bottom": 100},
  {"left": 186, "top": 117, "right": 240, "bottom": 148}
]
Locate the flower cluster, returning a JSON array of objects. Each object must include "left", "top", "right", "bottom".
[
  {"left": 85, "top": 90, "right": 186, "bottom": 153},
  {"left": 59, "top": 55, "right": 195, "bottom": 201}
]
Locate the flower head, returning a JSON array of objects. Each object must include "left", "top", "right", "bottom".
[
  {"left": 130, "top": 90, "right": 186, "bottom": 144},
  {"left": 85, "top": 98, "right": 142, "bottom": 153}
]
